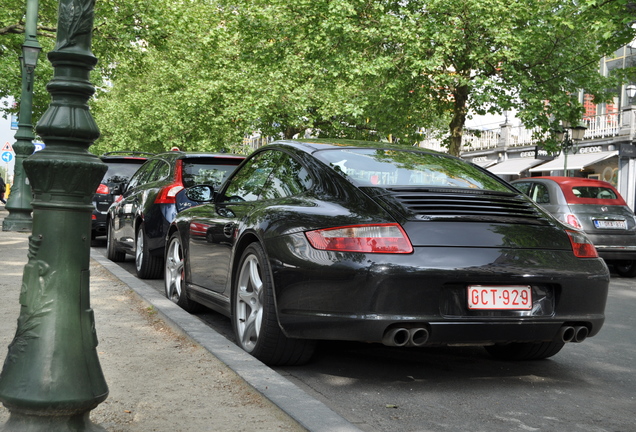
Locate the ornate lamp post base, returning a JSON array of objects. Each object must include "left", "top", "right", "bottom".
[
  {"left": 0, "top": 412, "right": 106, "bottom": 432},
  {"left": 2, "top": 216, "right": 33, "bottom": 232}
]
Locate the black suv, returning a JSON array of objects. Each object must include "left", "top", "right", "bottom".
[
  {"left": 106, "top": 151, "right": 245, "bottom": 278},
  {"left": 92, "top": 152, "right": 152, "bottom": 238}
]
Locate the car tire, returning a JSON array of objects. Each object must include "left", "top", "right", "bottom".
[
  {"left": 106, "top": 219, "right": 125, "bottom": 262},
  {"left": 485, "top": 341, "right": 565, "bottom": 361},
  {"left": 135, "top": 222, "right": 163, "bottom": 279},
  {"left": 613, "top": 260, "right": 636, "bottom": 278},
  {"left": 232, "top": 243, "right": 315, "bottom": 366},
  {"left": 164, "top": 232, "right": 202, "bottom": 313}
]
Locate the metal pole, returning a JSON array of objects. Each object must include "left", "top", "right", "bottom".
[
  {"left": 563, "top": 132, "right": 569, "bottom": 177},
  {"left": 2, "top": 0, "right": 40, "bottom": 232},
  {"left": 0, "top": 0, "right": 109, "bottom": 429}
]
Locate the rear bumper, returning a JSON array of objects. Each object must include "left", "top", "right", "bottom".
[
  {"left": 595, "top": 245, "right": 636, "bottom": 261},
  {"left": 268, "top": 234, "right": 610, "bottom": 346}
]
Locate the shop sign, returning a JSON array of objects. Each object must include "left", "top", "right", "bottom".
[
  {"left": 619, "top": 144, "right": 636, "bottom": 157},
  {"left": 533, "top": 146, "right": 557, "bottom": 160},
  {"left": 579, "top": 146, "right": 602, "bottom": 154}
]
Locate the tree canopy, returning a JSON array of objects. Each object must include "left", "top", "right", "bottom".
[{"left": 2, "top": 0, "right": 635, "bottom": 156}]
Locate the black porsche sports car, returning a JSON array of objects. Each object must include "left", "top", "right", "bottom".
[{"left": 164, "top": 139, "right": 609, "bottom": 366}]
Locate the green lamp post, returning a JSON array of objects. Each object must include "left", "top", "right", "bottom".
[
  {"left": 0, "top": 0, "right": 109, "bottom": 429},
  {"left": 2, "top": 0, "right": 41, "bottom": 232},
  {"left": 556, "top": 121, "right": 588, "bottom": 177}
]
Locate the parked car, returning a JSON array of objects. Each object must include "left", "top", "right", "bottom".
[
  {"left": 163, "top": 139, "right": 609, "bottom": 366},
  {"left": 92, "top": 152, "right": 152, "bottom": 239},
  {"left": 511, "top": 176, "right": 636, "bottom": 277},
  {"left": 106, "top": 151, "right": 245, "bottom": 279}
]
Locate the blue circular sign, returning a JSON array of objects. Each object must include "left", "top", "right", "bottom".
[{"left": 1, "top": 151, "right": 14, "bottom": 163}]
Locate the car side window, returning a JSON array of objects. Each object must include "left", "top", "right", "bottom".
[
  {"left": 126, "top": 160, "right": 158, "bottom": 190},
  {"left": 531, "top": 184, "right": 550, "bottom": 204},
  {"left": 222, "top": 151, "right": 282, "bottom": 202},
  {"left": 147, "top": 160, "right": 170, "bottom": 183},
  {"left": 513, "top": 182, "right": 532, "bottom": 195},
  {"left": 260, "top": 153, "right": 313, "bottom": 200}
]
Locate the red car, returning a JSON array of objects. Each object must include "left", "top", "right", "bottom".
[{"left": 512, "top": 176, "right": 636, "bottom": 277}]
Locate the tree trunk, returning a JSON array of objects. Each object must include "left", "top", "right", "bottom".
[{"left": 448, "top": 85, "right": 469, "bottom": 157}]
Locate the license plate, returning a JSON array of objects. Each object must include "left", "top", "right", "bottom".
[
  {"left": 467, "top": 285, "right": 532, "bottom": 310},
  {"left": 593, "top": 219, "right": 626, "bottom": 230}
]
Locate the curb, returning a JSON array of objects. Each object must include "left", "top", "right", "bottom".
[{"left": 90, "top": 249, "right": 363, "bottom": 432}]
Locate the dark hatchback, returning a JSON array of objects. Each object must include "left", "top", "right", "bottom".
[
  {"left": 106, "top": 151, "right": 245, "bottom": 279},
  {"left": 163, "top": 139, "right": 609, "bottom": 366},
  {"left": 92, "top": 152, "right": 152, "bottom": 239}
]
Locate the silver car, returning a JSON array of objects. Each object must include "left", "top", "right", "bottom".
[{"left": 511, "top": 176, "right": 636, "bottom": 277}]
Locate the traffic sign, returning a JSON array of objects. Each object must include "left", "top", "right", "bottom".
[
  {"left": 2, "top": 152, "right": 14, "bottom": 163},
  {"left": 2, "top": 142, "right": 14, "bottom": 153}
]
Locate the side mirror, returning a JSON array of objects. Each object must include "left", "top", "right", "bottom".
[
  {"left": 176, "top": 185, "right": 215, "bottom": 213},
  {"left": 110, "top": 183, "right": 124, "bottom": 195},
  {"left": 185, "top": 185, "right": 214, "bottom": 202}
]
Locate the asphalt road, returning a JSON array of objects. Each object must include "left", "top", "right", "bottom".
[{"left": 92, "top": 239, "right": 636, "bottom": 432}]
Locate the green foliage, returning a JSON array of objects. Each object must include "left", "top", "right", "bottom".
[{"left": 2, "top": 0, "right": 635, "bottom": 156}]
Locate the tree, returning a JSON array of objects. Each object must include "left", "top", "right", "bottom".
[
  {"left": 0, "top": 0, "right": 178, "bottom": 123},
  {"left": 90, "top": 0, "right": 256, "bottom": 154},
  {"left": 219, "top": 0, "right": 636, "bottom": 155}
]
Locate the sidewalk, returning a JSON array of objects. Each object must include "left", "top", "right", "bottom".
[{"left": 0, "top": 206, "right": 360, "bottom": 432}]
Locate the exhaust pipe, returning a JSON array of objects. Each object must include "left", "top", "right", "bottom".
[
  {"left": 573, "top": 326, "right": 589, "bottom": 343},
  {"left": 382, "top": 328, "right": 410, "bottom": 347},
  {"left": 558, "top": 326, "right": 576, "bottom": 343},
  {"left": 408, "top": 328, "right": 429, "bottom": 347}
]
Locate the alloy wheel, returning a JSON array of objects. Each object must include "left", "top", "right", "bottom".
[{"left": 235, "top": 254, "right": 264, "bottom": 353}]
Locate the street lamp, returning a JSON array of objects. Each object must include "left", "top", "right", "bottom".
[
  {"left": 627, "top": 83, "right": 636, "bottom": 104},
  {"left": 0, "top": 0, "right": 109, "bottom": 429},
  {"left": 556, "top": 122, "right": 588, "bottom": 177},
  {"left": 2, "top": 0, "right": 41, "bottom": 232}
]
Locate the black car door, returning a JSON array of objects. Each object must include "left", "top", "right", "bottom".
[
  {"left": 113, "top": 160, "right": 160, "bottom": 243},
  {"left": 188, "top": 150, "right": 284, "bottom": 293}
]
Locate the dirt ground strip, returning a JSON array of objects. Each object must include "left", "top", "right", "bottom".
[{"left": 0, "top": 247, "right": 305, "bottom": 432}]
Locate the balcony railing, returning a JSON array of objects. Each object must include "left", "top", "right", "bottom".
[{"left": 418, "top": 112, "right": 625, "bottom": 153}]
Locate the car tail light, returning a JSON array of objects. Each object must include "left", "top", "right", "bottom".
[
  {"left": 95, "top": 184, "right": 109, "bottom": 195},
  {"left": 305, "top": 224, "right": 413, "bottom": 253},
  {"left": 154, "top": 160, "right": 184, "bottom": 204},
  {"left": 564, "top": 214, "right": 582, "bottom": 229},
  {"left": 566, "top": 229, "right": 598, "bottom": 258}
]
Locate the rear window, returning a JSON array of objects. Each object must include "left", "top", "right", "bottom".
[
  {"left": 315, "top": 148, "right": 511, "bottom": 192},
  {"left": 562, "top": 184, "right": 626, "bottom": 205},
  {"left": 101, "top": 160, "right": 146, "bottom": 185},
  {"left": 182, "top": 158, "right": 243, "bottom": 188}
]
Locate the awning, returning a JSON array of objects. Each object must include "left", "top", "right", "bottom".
[
  {"left": 471, "top": 159, "right": 498, "bottom": 168},
  {"left": 528, "top": 151, "right": 617, "bottom": 173},
  {"left": 487, "top": 158, "right": 546, "bottom": 176}
]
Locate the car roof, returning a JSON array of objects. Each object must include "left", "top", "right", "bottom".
[
  {"left": 514, "top": 176, "right": 627, "bottom": 206},
  {"left": 152, "top": 151, "right": 245, "bottom": 160},
  {"left": 514, "top": 176, "right": 617, "bottom": 189},
  {"left": 270, "top": 138, "right": 445, "bottom": 155},
  {"left": 100, "top": 151, "right": 153, "bottom": 161}
]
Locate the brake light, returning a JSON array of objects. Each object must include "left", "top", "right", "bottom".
[
  {"left": 95, "top": 184, "right": 109, "bottom": 195},
  {"left": 566, "top": 229, "right": 598, "bottom": 258},
  {"left": 154, "top": 160, "right": 184, "bottom": 204},
  {"left": 154, "top": 185, "right": 184, "bottom": 204},
  {"left": 564, "top": 214, "right": 582, "bottom": 229},
  {"left": 305, "top": 224, "right": 413, "bottom": 253}
]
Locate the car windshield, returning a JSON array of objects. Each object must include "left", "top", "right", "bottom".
[{"left": 315, "top": 148, "right": 511, "bottom": 192}]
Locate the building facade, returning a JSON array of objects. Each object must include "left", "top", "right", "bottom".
[{"left": 420, "top": 41, "right": 636, "bottom": 208}]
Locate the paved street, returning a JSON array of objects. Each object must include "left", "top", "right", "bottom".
[{"left": 92, "top": 239, "right": 636, "bottom": 432}]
